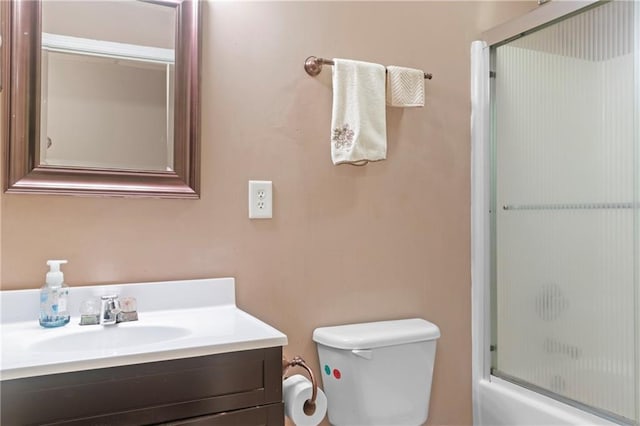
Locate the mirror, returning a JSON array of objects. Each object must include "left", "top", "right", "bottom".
[
  {"left": 41, "top": 1, "right": 176, "bottom": 172},
  {"left": 2, "top": 0, "right": 201, "bottom": 198}
]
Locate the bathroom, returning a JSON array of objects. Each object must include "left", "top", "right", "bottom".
[{"left": 1, "top": 1, "right": 639, "bottom": 425}]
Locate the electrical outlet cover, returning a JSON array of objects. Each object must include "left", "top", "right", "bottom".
[{"left": 248, "top": 180, "right": 272, "bottom": 219}]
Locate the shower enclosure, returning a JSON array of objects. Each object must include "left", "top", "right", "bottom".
[{"left": 472, "top": 1, "right": 639, "bottom": 425}]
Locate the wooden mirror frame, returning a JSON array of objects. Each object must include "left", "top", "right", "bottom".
[{"left": 2, "top": 0, "right": 201, "bottom": 198}]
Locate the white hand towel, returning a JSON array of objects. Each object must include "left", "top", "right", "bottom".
[
  {"left": 331, "top": 59, "right": 387, "bottom": 165},
  {"left": 386, "top": 65, "right": 425, "bottom": 107}
]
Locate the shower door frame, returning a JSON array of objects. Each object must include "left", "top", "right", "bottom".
[{"left": 471, "top": 0, "right": 638, "bottom": 424}]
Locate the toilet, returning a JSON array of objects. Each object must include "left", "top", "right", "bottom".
[{"left": 313, "top": 318, "right": 440, "bottom": 426}]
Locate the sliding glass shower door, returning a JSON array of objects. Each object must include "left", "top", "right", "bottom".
[{"left": 491, "top": 1, "right": 639, "bottom": 423}]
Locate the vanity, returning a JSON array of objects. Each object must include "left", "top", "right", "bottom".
[
  {"left": 1, "top": 0, "right": 287, "bottom": 421},
  {"left": 0, "top": 278, "right": 288, "bottom": 425}
]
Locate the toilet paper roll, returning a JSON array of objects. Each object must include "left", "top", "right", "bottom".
[{"left": 283, "top": 374, "right": 327, "bottom": 426}]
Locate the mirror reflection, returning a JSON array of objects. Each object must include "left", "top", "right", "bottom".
[{"left": 40, "top": 0, "right": 176, "bottom": 172}]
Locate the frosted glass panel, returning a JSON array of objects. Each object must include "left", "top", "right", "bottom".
[{"left": 493, "top": 1, "right": 638, "bottom": 422}]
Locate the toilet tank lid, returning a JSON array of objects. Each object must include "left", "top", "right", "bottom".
[{"left": 312, "top": 318, "right": 440, "bottom": 350}]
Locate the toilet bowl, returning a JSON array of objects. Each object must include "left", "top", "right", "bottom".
[{"left": 313, "top": 318, "right": 440, "bottom": 426}]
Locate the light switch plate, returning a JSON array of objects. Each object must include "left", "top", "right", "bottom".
[{"left": 248, "top": 180, "right": 272, "bottom": 219}]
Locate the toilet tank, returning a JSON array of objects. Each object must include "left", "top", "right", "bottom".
[{"left": 313, "top": 318, "right": 441, "bottom": 426}]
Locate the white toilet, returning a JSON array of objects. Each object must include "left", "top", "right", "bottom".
[{"left": 313, "top": 318, "right": 440, "bottom": 426}]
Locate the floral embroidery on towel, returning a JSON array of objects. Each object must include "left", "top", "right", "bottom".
[{"left": 332, "top": 124, "right": 355, "bottom": 150}]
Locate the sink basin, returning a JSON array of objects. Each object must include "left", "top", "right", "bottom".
[
  {"left": 1, "top": 277, "right": 288, "bottom": 380},
  {"left": 29, "top": 325, "right": 191, "bottom": 352}
]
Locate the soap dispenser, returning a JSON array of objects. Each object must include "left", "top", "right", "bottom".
[{"left": 39, "top": 260, "right": 70, "bottom": 328}]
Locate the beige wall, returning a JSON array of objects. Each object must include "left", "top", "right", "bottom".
[
  {"left": 42, "top": 0, "right": 175, "bottom": 49},
  {"left": 1, "top": 2, "right": 535, "bottom": 424}
]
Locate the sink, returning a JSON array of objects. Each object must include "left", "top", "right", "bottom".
[
  {"left": 1, "top": 277, "right": 288, "bottom": 380},
  {"left": 29, "top": 325, "right": 191, "bottom": 352}
]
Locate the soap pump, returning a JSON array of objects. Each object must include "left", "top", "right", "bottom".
[{"left": 39, "top": 259, "right": 70, "bottom": 328}]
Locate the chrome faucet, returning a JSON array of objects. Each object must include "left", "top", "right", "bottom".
[{"left": 100, "top": 295, "right": 121, "bottom": 325}]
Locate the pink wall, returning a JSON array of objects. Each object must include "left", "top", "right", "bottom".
[{"left": 1, "top": 2, "right": 535, "bottom": 424}]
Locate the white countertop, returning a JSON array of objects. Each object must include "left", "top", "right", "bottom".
[{"left": 0, "top": 278, "right": 288, "bottom": 380}]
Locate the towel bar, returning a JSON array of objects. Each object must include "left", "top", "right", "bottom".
[{"left": 304, "top": 56, "right": 433, "bottom": 79}]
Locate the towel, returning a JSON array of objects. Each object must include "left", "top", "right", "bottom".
[
  {"left": 386, "top": 66, "right": 425, "bottom": 107},
  {"left": 331, "top": 59, "right": 387, "bottom": 165}
]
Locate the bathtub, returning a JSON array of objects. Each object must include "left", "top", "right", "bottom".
[
  {"left": 476, "top": 377, "right": 620, "bottom": 426},
  {"left": 470, "top": 4, "right": 633, "bottom": 421}
]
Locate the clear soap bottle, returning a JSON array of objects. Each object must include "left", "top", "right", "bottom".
[{"left": 39, "top": 260, "right": 70, "bottom": 328}]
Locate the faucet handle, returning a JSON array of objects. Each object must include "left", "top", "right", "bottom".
[
  {"left": 117, "top": 297, "right": 139, "bottom": 322},
  {"left": 79, "top": 298, "right": 101, "bottom": 326}
]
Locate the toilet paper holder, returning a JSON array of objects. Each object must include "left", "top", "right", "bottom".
[{"left": 282, "top": 355, "right": 318, "bottom": 416}]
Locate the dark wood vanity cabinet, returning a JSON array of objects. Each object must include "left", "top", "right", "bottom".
[{"left": 0, "top": 347, "right": 284, "bottom": 425}]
